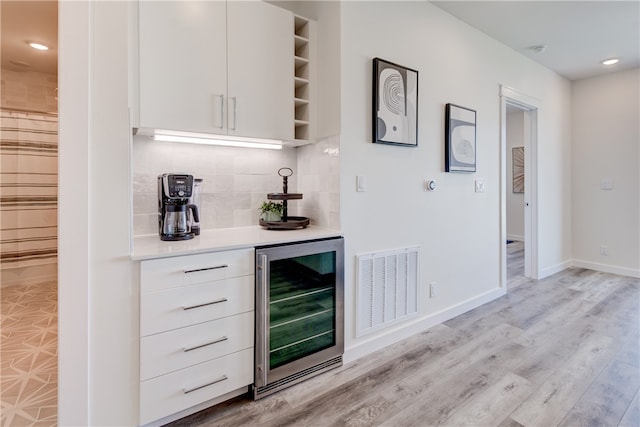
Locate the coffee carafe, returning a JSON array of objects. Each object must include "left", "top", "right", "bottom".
[
  {"left": 188, "top": 178, "right": 203, "bottom": 236},
  {"left": 158, "top": 173, "right": 199, "bottom": 241}
]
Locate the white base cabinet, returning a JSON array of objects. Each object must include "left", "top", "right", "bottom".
[
  {"left": 139, "top": 349, "right": 253, "bottom": 425},
  {"left": 139, "top": 248, "right": 254, "bottom": 426}
]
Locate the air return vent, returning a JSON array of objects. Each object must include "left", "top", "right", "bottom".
[{"left": 356, "top": 247, "right": 419, "bottom": 337}]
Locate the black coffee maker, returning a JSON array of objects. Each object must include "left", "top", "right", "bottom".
[{"left": 158, "top": 173, "right": 199, "bottom": 241}]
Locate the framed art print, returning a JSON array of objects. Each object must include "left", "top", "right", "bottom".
[
  {"left": 512, "top": 147, "right": 524, "bottom": 193},
  {"left": 445, "top": 103, "right": 476, "bottom": 172},
  {"left": 373, "top": 58, "right": 418, "bottom": 146}
]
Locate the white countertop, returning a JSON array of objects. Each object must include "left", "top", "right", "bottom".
[{"left": 132, "top": 225, "right": 342, "bottom": 261}]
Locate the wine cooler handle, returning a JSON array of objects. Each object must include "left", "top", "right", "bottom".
[{"left": 256, "top": 254, "right": 269, "bottom": 387}]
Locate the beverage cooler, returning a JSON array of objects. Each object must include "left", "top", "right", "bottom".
[{"left": 254, "top": 237, "right": 344, "bottom": 399}]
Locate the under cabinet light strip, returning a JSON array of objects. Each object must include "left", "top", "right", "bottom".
[{"left": 153, "top": 131, "right": 282, "bottom": 150}]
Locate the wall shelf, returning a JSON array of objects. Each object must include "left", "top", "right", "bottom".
[{"left": 293, "top": 15, "right": 312, "bottom": 142}]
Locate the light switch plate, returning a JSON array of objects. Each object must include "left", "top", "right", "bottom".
[
  {"left": 356, "top": 175, "right": 366, "bottom": 192},
  {"left": 475, "top": 179, "right": 486, "bottom": 193}
]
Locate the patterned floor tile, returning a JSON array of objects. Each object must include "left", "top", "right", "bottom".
[{"left": 1, "top": 281, "right": 57, "bottom": 427}]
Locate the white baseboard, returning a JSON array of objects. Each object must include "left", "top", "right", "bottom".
[
  {"left": 343, "top": 286, "right": 506, "bottom": 364},
  {"left": 507, "top": 234, "right": 524, "bottom": 242},
  {"left": 539, "top": 260, "right": 572, "bottom": 279},
  {"left": 571, "top": 259, "right": 640, "bottom": 279}
]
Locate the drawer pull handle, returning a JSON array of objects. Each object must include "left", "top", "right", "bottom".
[
  {"left": 183, "top": 336, "right": 228, "bottom": 352},
  {"left": 183, "top": 298, "right": 228, "bottom": 311},
  {"left": 183, "top": 264, "right": 228, "bottom": 274},
  {"left": 183, "top": 375, "right": 228, "bottom": 394}
]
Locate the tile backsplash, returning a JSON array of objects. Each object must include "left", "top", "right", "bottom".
[
  {"left": 132, "top": 134, "right": 340, "bottom": 236},
  {"left": 1, "top": 68, "right": 58, "bottom": 114},
  {"left": 296, "top": 135, "right": 341, "bottom": 230}
]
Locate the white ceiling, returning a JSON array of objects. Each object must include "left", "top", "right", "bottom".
[
  {"left": 432, "top": 1, "right": 640, "bottom": 81},
  {"left": 1, "top": 1, "right": 638, "bottom": 81},
  {"left": 1, "top": 1, "right": 58, "bottom": 75}
]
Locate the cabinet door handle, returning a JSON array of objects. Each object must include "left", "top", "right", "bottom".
[
  {"left": 183, "top": 375, "right": 228, "bottom": 394},
  {"left": 230, "top": 96, "right": 237, "bottom": 130},
  {"left": 183, "top": 336, "right": 228, "bottom": 352},
  {"left": 215, "top": 94, "right": 224, "bottom": 129},
  {"left": 183, "top": 298, "right": 227, "bottom": 311},
  {"left": 183, "top": 264, "right": 228, "bottom": 274}
]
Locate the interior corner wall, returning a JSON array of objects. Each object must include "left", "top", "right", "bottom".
[
  {"left": 506, "top": 111, "right": 525, "bottom": 241},
  {"left": 339, "top": 1, "right": 572, "bottom": 359},
  {"left": 571, "top": 68, "right": 640, "bottom": 278},
  {"left": 59, "top": 1, "right": 134, "bottom": 425}
]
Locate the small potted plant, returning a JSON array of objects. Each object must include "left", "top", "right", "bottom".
[{"left": 259, "top": 201, "right": 283, "bottom": 222}]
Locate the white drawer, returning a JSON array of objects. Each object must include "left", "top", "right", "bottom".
[
  {"left": 139, "top": 348, "right": 253, "bottom": 426},
  {"left": 141, "top": 275, "right": 254, "bottom": 337},
  {"left": 141, "top": 248, "right": 254, "bottom": 292},
  {"left": 140, "top": 311, "right": 254, "bottom": 381}
]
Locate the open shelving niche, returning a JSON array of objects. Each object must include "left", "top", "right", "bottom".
[{"left": 293, "top": 15, "right": 314, "bottom": 144}]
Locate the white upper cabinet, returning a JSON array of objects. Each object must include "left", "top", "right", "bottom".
[
  {"left": 137, "top": 1, "right": 294, "bottom": 141},
  {"left": 138, "top": 1, "right": 227, "bottom": 134},
  {"left": 227, "top": 2, "right": 293, "bottom": 140}
]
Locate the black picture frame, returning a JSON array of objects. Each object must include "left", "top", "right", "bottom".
[
  {"left": 445, "top": 103, "right": 477, "bottom": 172},
  {"left": 372, "top": 58, "right": 418, "bottom": 146}
]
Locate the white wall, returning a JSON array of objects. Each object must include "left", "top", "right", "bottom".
[
  {"left": 340, "top": 1, "right": 572, "bottom": 359},
  {"left": 58, "top": 2, "right": 90, "bottom": 424},
  {"left": 59, "top": 1, "right": 135, "bottom": 425},
  {"left": 507, "top": 111, "right": 525, "bottom": 241},
  {"left": 571, "top": 68, "right": 640, "bottom": 277}
]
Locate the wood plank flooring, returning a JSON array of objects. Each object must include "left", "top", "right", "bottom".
[{"left": 167, "top": 247, "right": 639, "bottom": 427}]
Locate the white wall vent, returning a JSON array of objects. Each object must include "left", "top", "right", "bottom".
[{"left": 356, "top": 246, "right": 419, "bottom": 337}]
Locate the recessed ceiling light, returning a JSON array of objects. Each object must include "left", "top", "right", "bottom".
[
  {"left": 601, "top": 58, "right": 619, "bottom": 66},
  {"left": 28, "top": 42, "right": 49, "bottom": 51}
]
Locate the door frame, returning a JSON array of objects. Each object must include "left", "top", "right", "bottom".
[{"left": 500, "top": 85, "right": 541, "bottom": 288}]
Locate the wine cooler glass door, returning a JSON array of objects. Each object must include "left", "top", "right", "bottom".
[{"left": 255, "top": 238, "right": 344, "bottom": 397}]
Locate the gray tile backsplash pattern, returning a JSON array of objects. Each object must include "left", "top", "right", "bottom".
[
  {"left": 296, "top": 135, "right": 340, "bottom": 230},
  {"left": 132, "top": 134, "right": 340, "bottom": 236}
]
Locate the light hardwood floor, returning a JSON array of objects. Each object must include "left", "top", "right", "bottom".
[{"left": 169, "top": 249, "right": 639, "bottom": 427}]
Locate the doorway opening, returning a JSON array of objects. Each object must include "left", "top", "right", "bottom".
[
  {"left": 0, "top": 1, "right": 59, "bottom": 425},
  {"left": 500, "top": 86, "right": 540, "bottom": 290}
]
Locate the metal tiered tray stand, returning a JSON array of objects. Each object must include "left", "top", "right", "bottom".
[{"left": 259, "top": 168, "right": 310, "bottom": 230}]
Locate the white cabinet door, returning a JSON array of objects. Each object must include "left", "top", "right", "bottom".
[
  {"left": 138, "top": 1, "right": 227, "bottom": 134},
  {"left": 227, "top": 1, "right": 294, "bottom": 141}
]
